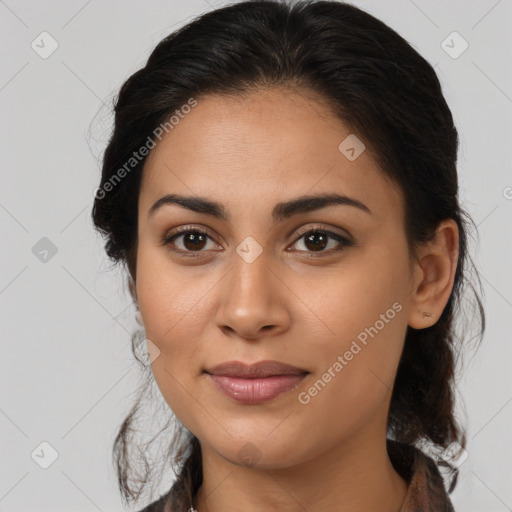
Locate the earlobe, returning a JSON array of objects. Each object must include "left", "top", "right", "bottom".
[
  {"left": 407, "top": 219, "right": 459, "bottom": 329},
  {"left": 408, "top": 309, "right": 438, "bottom": 330}
]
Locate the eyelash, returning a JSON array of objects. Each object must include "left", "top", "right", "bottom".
[{"left": 159, "top": 225, "right": 353, "bottom": 259}]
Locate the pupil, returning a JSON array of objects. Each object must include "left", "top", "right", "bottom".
[
  {"left": 184, "top": 233, "right": 206, "bottom": 250},
  {"left": 306, "top": 233, "right": 327, "bottom": 251}
]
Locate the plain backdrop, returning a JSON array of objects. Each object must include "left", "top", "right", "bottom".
[{"left": 1, "top": 0, "right": 511, "bottom": 510}]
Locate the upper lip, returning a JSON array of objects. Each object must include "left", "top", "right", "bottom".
[{"left": 205, "top": 360, "right": 309, "bottom": 378}]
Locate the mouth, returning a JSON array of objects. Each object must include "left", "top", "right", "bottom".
[{"left": 204, "top": 360, "right": 309, "bottom": 405}]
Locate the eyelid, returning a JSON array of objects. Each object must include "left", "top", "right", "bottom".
[
  {"left": 291, "top": 223, "right": 350, "bottom": 240},
  {"left": 161, "top": 224, "right": 220, "bottom": 244}
]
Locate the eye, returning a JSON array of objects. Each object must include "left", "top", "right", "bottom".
[
  {"left": 289, "top": 228, "right": 353, "bottom": 256},
  {"left": 160, "top": 227, "right": 220, "bottom": 257},
  {"left": 160, "top": 225, "right": 353, "bottom": 259}
]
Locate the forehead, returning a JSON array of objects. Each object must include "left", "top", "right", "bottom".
[{"left": 139, "top": 88, "right": 403, "bottom": 224}]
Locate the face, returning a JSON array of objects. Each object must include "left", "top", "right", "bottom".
[{"left": 135, "top": 87, "right": 416, "bottom": 469}]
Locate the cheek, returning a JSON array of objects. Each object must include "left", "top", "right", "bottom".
[
  {"left": 135, "top": 245, "right": 225, "bottom": 406},
  {"left": 295, "top": 246, "right": 409, "bottom": 406},
  {"left": 295, "top": 302, "right": 407, "bottom": 445},
  {"left": 136, "top": 244, "right": 214, "bottom": 346},
  {"left": 297, "top": 247, "right": 408, "bottom": 349}
]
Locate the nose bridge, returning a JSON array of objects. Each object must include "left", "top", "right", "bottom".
[
  {"left": 227, "top": 227, "right": 273, "bottom": 301},
  {"left": 215, "top": 243, "right": 290, "bottom": 338},
  {"left": 227, "top": 247, "right": 274, "bottom": 314}
]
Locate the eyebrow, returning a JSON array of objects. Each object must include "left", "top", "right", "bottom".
[{"left": 148, "top": 192, "right": 371, "bottom": 222}]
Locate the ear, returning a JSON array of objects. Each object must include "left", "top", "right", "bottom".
[{"left": 407, "top": 219, "right": 459, "bottom": 329}]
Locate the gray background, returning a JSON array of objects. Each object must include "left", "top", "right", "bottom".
[{"left": 1, "top": 0, "right": 511, "bottom": 510}]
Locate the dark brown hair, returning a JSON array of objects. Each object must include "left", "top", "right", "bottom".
[{"left": 91, "top": 0, "right": 485, "bottom": 509}]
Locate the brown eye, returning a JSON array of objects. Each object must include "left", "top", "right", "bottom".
[
  {"left": 181, "top": 231, "right": 208, "bottom": 251},
  {"left": 161, "top": 228, "right": 219, "bottom": 257},
  {"left": 290, "top": 229, "right": 353, "bottom": 255},
  {"left": 160, "top": 226, "right": 353, "bottom": 259},
  {"left": 303, "top": 232, "right": 329, "bottom": 251}
]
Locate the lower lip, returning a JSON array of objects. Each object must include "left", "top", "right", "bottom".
[{"left": 207, "top": 373, "right": 307, "bottom": 405}]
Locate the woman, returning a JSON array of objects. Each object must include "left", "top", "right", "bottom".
[{"left": 91, "top": 1, "right": 485, "bottom": 510}]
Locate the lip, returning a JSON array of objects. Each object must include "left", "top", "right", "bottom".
[
  {"left": 204, "top": 360, "right": 309, "bottom": 405},
  {"left": 205, "top": 360, "right": 308, "bottom": 378}
]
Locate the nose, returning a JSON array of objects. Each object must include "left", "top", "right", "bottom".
[{"left": 214, "top": 250, "right": 291, "bottom": 341}]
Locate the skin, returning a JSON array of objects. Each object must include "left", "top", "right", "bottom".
[{"left": 134, "top": 87, "right": 459, "bottom": 512}]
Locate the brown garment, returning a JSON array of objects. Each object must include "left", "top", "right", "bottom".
[{"left": 136, "top": 439, "right": 455, "bottom": 512}]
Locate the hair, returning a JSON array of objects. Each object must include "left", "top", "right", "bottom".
[{"left": 91, "top": 0, "right": 485, "bottom": 509}]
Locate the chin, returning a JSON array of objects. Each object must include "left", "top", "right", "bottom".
[{"left": 210, "top": 433, "right": 307, "bottom": 470}]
